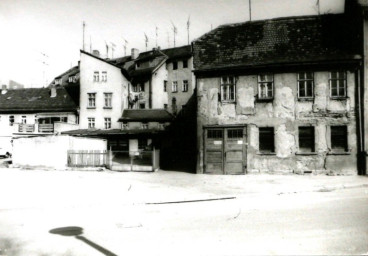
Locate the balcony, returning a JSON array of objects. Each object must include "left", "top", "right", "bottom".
[
  {"left": 18, "top": 124, "right": 35, "bottom": 133},
  {"left": 38, "top": 124, "right": 54, "bottom": 133}
]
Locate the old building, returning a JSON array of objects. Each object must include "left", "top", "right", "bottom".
[
  {"left": 0, "top": 87, "right": 79, "bottom": 137},
  {"left": 193, "top": 10, "right": 365, "bottom": 175}
]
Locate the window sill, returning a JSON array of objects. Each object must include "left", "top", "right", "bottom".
[
  {"left": 295, "top": 152, "right": 318, "bottom": 155},
  {"left": 298, "top": 97, "right": 314, "bottom": 102},
  {"left": 103, "top": 107, "right": 112, "bottom": 109},
  {"left": 257, "top": 152, "right": 276, "bottom": 155},
  {"left": 87, "top": 107, "right": 96, "bottom": 109},
  {"left": 221, "top": 101, "right": 236, "bottom": 104},
  {"left": 172, "top": 91, "right": 178, "bottom": 93},
  {"left": 256, "top": 98, "right": 273, "bottom": 102},
  {"left": 330, "top": 97, "right": 348, "bottom": 101},
  {"left": 327, "top": 151, "right": 351, "bottom": 155}
]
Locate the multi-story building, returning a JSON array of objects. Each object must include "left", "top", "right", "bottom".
[
  {"left": 0, "top": 87, "right": 79, "bottom": 137},
  {"left": 193, "top": 6, "right": 365, "bottom": 175}
]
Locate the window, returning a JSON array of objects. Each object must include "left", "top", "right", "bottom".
[
  {"left": 60, "top": 117, "right": 68, "bottom": 123},
  {"left": 221, "top": 76, "right": 236, "bottom": 102},
  {"left": 104, "top": 118, "right": 111, "bottom": 129},
  {"left": 298, "top": 127, "right": 315, "bottom": 152},
  {"left": 172, "top": 81, "right": 178, "bottom": 92},
  {"left": 122, "top": 122, "right": 129, "bottom": 130},
  {"left": 183, "top": 59, "right": 188, "bottom": 68},
  {"left": 93, "top": 71, "right": 99, "bottom": 82},
  {"left": 21, "top": 116, "right": 27, "bottom": 124},
  {"left": 139, "top": 103, "right": 146, "bottom": 109},
  {"left": 55, "top": 78, "right": 62, "bottom": 85},
  {"left": 331, "top": 126, "right": 348, "bottom": 152},
  {"left": 164, "top": 104, "right": 168, "bottom": 110},
  {"left": 182, "top": 80, "right": 188, "bottom": 92},
  {"left": 258, "top": 74, "right": 274, "bottom": 99},
  {"left": 9, "top": 116, "right": 14, "bottom": 126},
  {"left": 227, "top": 129, "right": 243, "bottom": 139},
  {"left": 88, "top": 93, "right": 96, "bottom": 108},
  {"left": 141, "top": 122, "right": 148, "bottom": 129},
  {"left": 132, "top": 84, "right": 138, "bottom": 92},
  {"left": 173, "top": 61, "right": 178, "bottom": 70},
  {"left": 104, "top": 93, "right": 112, "bottom": 108},
  {"left": 101, "top": 71, "right": 107, "bottom": 82},
  {"left": 298, "top": 72, "right": 314, "bottom": 98},
  {"left": 330, "top": 71, "right": 346, "bottom": 98},
  {"left": 139, "top": 83, "right": 145, "bottom": 92},
  {"left": 88, "top": 118, "right": 95, "bottom": 128},
  {"left": 138, "top": 138, "right": 147, "bottom": 150},
  {"left": 207, "top": 129, "right": 223, "bottom": 139},
  {"left": 259, "top": 127, "right": 274, "bottom": 153},
  {"left": 164, "top": 80, "right": 167, "bottom": 92}
]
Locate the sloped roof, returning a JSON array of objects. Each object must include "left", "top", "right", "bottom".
[
  {"left": 49, "top": 65, "right": 80, "bottom": 88},
  {"left": 193, "top": 14, "right": 361, "bottom": 72},
  {"left": 161, "top": 45, "right": 192, "bottom": 61},
  {"left": 118, "top": 109, "right": 173, "bottom": 122},
  {"left": 62, "top": 128, "right": 165, "bottom": 136},
  {"left": 0, "top": 87, "right": 77, "bottom": 114}
]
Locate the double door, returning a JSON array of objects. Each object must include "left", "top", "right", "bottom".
[{"left": 204, "top": 126, "right": 247, "bottom": 175}]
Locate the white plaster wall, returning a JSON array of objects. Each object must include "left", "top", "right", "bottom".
[
  {"left": 151, "top": 64, "right": 169, "bottom": 109},
  {"left": 79, "top": 52, "right": 129, "bottom": 129}
]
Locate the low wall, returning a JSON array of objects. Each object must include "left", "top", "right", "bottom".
[{"left": 12, "top": 135, "right": 107, "bottom": 169}]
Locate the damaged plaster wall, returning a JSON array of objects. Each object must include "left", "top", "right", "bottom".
[{"left": 197, "top": 71, "right": 357, "bottom": 174}]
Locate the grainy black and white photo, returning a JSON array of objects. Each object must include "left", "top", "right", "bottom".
[{"left": 0, "top": 0, "right": 368, "bottom": 255}]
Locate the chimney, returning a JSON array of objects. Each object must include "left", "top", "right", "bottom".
[
  {"left": 92, "top": 50, "right": 100, "bottom": 57},
  {"left": 131, "top": 48, "right": 139, "bottom": 60},
  {"left": 50, "top": 86, "right": 57, "bottom": 98}
]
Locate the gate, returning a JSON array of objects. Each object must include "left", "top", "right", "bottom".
[
  {"left": 67, "top": 150, "right": 108, "bottom": 167},
  {"left": 204, "top": 126, "right": 247, "bottom": 175},
  {"left": 110, "top": 150, "right": 154, "bottom": 171}
]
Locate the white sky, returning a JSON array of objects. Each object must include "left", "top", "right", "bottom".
[{"left": 0, "top": 0, "right": 344, "bottom": 88}]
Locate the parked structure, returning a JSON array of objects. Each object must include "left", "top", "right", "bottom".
[{"left": 193, "top": 7, "right": 365, "bottom": 175}]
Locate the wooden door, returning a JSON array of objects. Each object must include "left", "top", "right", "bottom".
[
  {"left": 224, "top": 128, "right": 246, "bottom": 174},
  {"left": 204, "top": 129, "right": 224, "bottom": 174},
  {"left": 204, "top": 127, "right": 246, "bottom": 174}
]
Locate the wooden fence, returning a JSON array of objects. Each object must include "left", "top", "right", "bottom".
[{"left": 67, "top": 150, "right": 108, "bottom": 167}]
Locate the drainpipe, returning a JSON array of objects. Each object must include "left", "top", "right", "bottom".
[
  {"left": 149, "top": 77, "right": 152, "bottom": 109},
  {"left": 357, "top": 65, "right": 366, "bottom": 174}
]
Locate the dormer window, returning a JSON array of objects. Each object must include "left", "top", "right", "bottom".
[
  {"left": 55, "top": 78, "right": 62, "bottom": 85},
  {"left": 258, "top": 74, "right": 274, "bottom": 100},
  {"left": 122, "top": 122, "right": 129, "bottom": 130},
  {"left": 141, "top": 122, "right": 148, "bottom": 129}
]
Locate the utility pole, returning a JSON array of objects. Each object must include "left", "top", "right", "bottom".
[
  {"left": 39, "top": 52, "right": 49, "bottom": 87},
  {"left": 144, "top": 33, "right": 149, "bottom": 51},
  {"left": 82, "top": 21, "right": 86, "bottom": 51}
]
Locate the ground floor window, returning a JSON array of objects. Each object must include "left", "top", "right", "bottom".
[
  {"left": 138, "top": 138, "right": 148, "bottom": 150},
  {"left": 331, "top": 126, "right": 348, "bottom": 152},
  {"left": 298, "top": 126, "right": 315, "bottom": 152},
  {"left": 259, "top": 127, "right": 274, "bottom": 153},
  {"left": 104, "top": 118, "right": 111, "bottom": 129}
]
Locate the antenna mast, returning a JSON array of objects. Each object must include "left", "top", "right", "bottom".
[
  {"left": 249, "top": 0, "right": 252, "bottom": 21},
  {"left": 82, "top": 21, "right": 86, "bottom": 51}
]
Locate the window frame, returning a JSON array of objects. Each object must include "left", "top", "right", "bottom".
[
  {"left": 297, "top": 72, "right": 314, "bottom": 99},
  {"left": 182, "top": 80, "right": 189, "bottom": 92},
  {"left": 220, "top": 76, "right": 236, "bottom": 103},
  {"left": 87, "top": 93, "right": 96, "bottom": 108},
  {"left": 21, "top": 116, "right": 27, "bottom": 124},
  {"left": 258, "top": 127, "right": 275, "bottom": 154},
  {"left": 183, "top": 59, "right": 188, "bottom": 68},
  {"left": 298, "top": 126, "right": 315, "bottom": 153},
  {"left": 173, "top": 61, "right": 178, "bottom": 70},
  {"left": 329, "top": 71, "right": 347, "bottom": 98},
  {"left": 104, "top": 117, "right": 111, "bottom": 129},
  {"left": 172, "top": 81, "right": 178, "bottom": 93},
  {"left": 88, "top": 117, "right": 95, "bottom": 129},
  {"left": 330, "top": 125, "right": 348, "bottom": 152},
  {"left": 9, "top": 116, "right": 14, "bottom": 126},
  {"left": 257, "top": 74, "right": 274, "bottom": 100},
  {"left": 101, "top": 71, "right": 107, "bottom": 82},
  {"left": 164, "top": 80, "right": 167, "bottom": 92},
  {"left": 93, "top": 71, "right": 99, "bottom": 82},
  {"left": 103, "top": 93, "right": 112, "bottom": 108}
]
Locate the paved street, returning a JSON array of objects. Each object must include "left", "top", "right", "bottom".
[{"left": 0, "top": 168, "right": 367, "bottom": 256}]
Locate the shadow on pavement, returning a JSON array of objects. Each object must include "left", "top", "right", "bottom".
[{"left": 49, "top": 226, "right": 118, "bottom": 256}]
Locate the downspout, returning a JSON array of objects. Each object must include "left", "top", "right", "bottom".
[
  {"left": 149, "top": 77, "right": 152, "bottom": 109},
  {"left": 356, "top": 66, "right": 365, "bottom": 174}
]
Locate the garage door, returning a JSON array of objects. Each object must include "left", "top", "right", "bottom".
[{"left": 204, "top": 126, "right": 246, "bottom": 175}]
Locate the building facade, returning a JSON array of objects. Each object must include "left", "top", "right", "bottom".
[{"left": 193, "top": 12, "right": 365, "bottom": 175}]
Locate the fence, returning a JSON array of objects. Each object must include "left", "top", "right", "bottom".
[
  {"left": 67, "top": 150, "right": 154, "bottom": 171},
  {"left": 67, "top": 150, "right": 108, "bottom": 167}
]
